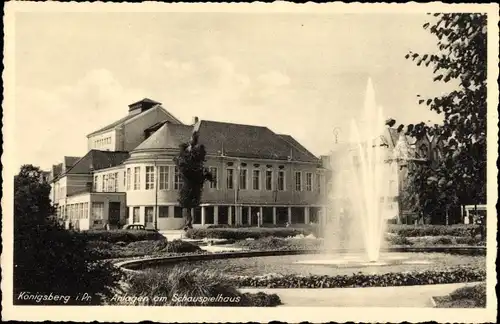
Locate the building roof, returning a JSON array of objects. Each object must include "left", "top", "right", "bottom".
[
  {"left": 65, "top": 150, "right": 130, "bottom": 175},
  {"left": 134, "top": 119, "right": 319, "bottom": 163},
  {"left": 134, "top": 122, "right": 192, "bottom": 151},
  {"left": 128, "top": 98, "right": 161, "bottom": 107},
  {"left": 64, "top": 156, "right": 81, "bottom": 168}
]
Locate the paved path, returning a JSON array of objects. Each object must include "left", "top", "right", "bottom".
[{"left": 240, "top": 282, "right": 481, "bottom": 307}]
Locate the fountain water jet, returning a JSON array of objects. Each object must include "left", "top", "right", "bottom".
[{"left": 321, "top": 77, "right": 400, "bottom": 263}]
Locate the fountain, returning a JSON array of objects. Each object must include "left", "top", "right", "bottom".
[{"left": 297, "top": 78, "right": 408, "bottom": 267}]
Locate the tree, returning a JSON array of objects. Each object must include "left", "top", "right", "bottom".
[
  {"left": 397, "top": 13, "right": 487, "bottom": 226},
  {"left": 174, "top": 127, "right": 214, "bottom": 229},
  {"left": 14, "top": 165, "right": 121, "bottom": 305}
]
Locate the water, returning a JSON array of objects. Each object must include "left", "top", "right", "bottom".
[{"left": 322, "top": 78, "right": 400, "bottom": 262}]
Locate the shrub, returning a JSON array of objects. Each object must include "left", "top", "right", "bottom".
[
  {"left": 387, "top": 224, "right": 479, "bottom": 237},
  {"left": 234, "top": 237, "right": 322, "bottom": 251},
  {"left": 113, "top": 266, "right": 281, "bottom": 307},
  {"left": 186, "top": 227, "right": 311, "bottom": 240},
  {"left": 231, "top": 267, "right": 486, "bottom": 288},
  {"left": 385, "top": 234, "right": 413, "bottom": 246},
  {"left": 164, "top": 239, "right": 203, "bottom": 253},
  {"left": 80, "top": 230, "right": 165, "bottom": 243},
  {"left": 448, "top": 283, "right": 486, "bottom": 307}
]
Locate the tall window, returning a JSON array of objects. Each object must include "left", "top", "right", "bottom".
[
  {"left": 126, "top": 168, "right": 131, "bottom": 190},
  {"left": 252, "top": 169, "right": 261, "bottom": 190},
  {"left": 159, "top": 206, "right": 169, "bottom": 218},
  {"left": 316, "top": 173, "right": 321, "bottom": 193},
  {"left": 306, "top": 172, "right": 313, "bottom": 191},
  {"left": 145, "top": 207, "right": 154, "bottom": 223},
  {"left": 278, "top": 170, "right": 285, "bottom": 191},
  {"left": 239, "top": 169, "right": 248, "bottom": 190},
  {"left": 145, "top": 166, "right": 155, "bottom": 190},
  {"left": 134, "top": 167, "right": 140, "bottom": 190},
  {"left": 295, "top": 171, "right": 302, "bottom": 191},
  {"left": 107, "top": 173, "right": 114, "bottom": 192},
  {"left": 227, "top": 168, "right": 234, "bottom": 189},
  {"left": 133, "top": 207, "right": 140, "bottom": 223},
  {"left": 265, "top": 170, "right": 273, "bottom": 191},
  {"left": 83, "top": 203, "right": 88, "bottom": 219},
  {"left": 92, "top": 202, "right": 104, "bottom": 221},
  {"left": 174, "top": 166, "right": 182, "bottom": 190},
  {"left": 102, "top": 175, "right": 107, "bottom": 192},
  {"left": 209, "top": 167, "right": 218, "bottom": 189},
  {"left": 114, "top": 172, "right": 119, "bottom": 191},
  {"left": 159, "top": 166, "right": 169, "bottom": 190},
  {"left": 93, "top": 176, "right": 98, "bottom": 192}
]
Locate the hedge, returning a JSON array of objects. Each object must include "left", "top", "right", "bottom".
[
  {"left": 185, "top": 227, "right": 311, "bottom": 240},
  {"left": 387, "top": 224, "right": 480, "bottom": 237},
  {"left": 79, "top": 230, "right": 165, "bottom": 243},
  {"left": 232, "top": 267, "right": 486, "bottom": 288}
]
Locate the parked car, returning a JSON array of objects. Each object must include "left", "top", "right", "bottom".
[{"left": 122, "top": 224, "right": 158, "bottom": 232}]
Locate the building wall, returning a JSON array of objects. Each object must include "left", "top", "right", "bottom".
[{"left": 87, "top": 129, "right": 116, "bottom": 151}]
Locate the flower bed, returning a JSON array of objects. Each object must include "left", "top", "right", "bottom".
[
  {"left": 387, "top": 224, "right": 479, "bottom": 238},
  {"left": 89, "top": 239, "right": 203, "bottom": 260},
  {"left": 185, "top": 227, "right": 312, "bottom": 240},
  {"left": 110, "top": 266, "right": 281, "bottom": 307},
  {"left": 433, "top": 282, "right": 486, "bottom": 308},
  {"left": 80, "top": 229, "right": 165, "bottom": 243},
  {"left": 231, "top": 267, "right": 486, "bottom": 289},
  {"left": 234, "top": 236, "right": 322, "bottom": 251}
]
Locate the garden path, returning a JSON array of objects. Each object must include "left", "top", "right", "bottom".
[{"left": 239, "top": 282, "right": 481, "bottom": 307}]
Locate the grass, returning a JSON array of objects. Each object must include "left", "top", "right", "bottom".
[
  {"left": 111, "top": 265, "right": 281, "bottom": 307},
  {"left": 434, "top": 283, "right": 486, "bottom": 308}
]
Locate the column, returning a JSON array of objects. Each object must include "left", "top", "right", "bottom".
[
  {"left": 248, "top": 206, "right": 252, "bottom": 225},
  {"left": 272, "top": 207, "right": 277, "bottom": 225},
  {"left": 201, "top": 206, "right": 206, "bottom": 226},
  {"left": 228, "top": 206, "right": 233, "bottom": 226},
  {"left": 305, "top": 206, "right": 310, "bottom": 224},
  {"left": 259, "top": 206, "right": 263, "bottom": 227},
  {"left": 214, "top": 205, "right": 219, "bottom": 225},
  {"left": 287, "top": 206, "right": 292, "bottom": 224}
]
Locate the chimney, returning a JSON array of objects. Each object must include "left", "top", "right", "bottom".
[{"left": 192, "top": 116, "right": 199, "bottom": 125}]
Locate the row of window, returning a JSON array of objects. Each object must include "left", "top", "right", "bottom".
[
  {"left": 130, "top": 206, "right": 183, "bottom": 223},
  {"left": 57, "top": 203, "right": 90, "bottom": 220},
  {"left": 94, "top": 137, "right": 112, "bottom": 148},
  {"left": 113, "top": 165, "right": 321, "bottom": 192},
  {"left": 94, "top": 172, "right": 121, "bottom": 192}
]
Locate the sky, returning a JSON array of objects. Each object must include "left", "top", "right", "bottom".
[{"left": 13, "top": 11, "right": 456, "bottom": 171}]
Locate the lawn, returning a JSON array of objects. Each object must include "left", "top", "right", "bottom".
[{"left": 433, "top": 283, "right": 486, "bottom": 308}]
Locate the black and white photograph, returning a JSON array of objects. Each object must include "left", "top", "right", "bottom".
[{"left": 2, "top": 2, "right": 498, "bottom": 323}]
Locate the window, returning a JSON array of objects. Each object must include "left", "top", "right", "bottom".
[
  {"left": 134, "top": 167, "right": 140, "bottom": 190},
  {"left": 295, "top": 171, "right": 302, "bottom": 191},
  {"left": 107, "top": 173, "right": 114, "bottom": 192},
  {"left": 145, "top": 207, "right": 154, "bottom": 223},
  {"left": 93, "top": 176, "right": 98, "bottom": 192},
  {"left": 265, "top": 170, "right": 273, "bottom": 191},
  {"left": 114, "top": 172, "right": 119, "bottom": 191},
  {"left": 145, "top": 166, "right": 155, "bottom": 190},
  {"left": 306, "top": 172, "right": 313, "bottom": 191},
  {"left": 209, "top": 167, "right": 218, "bottom": 189},
  {"left": 102, "top": 175, "right": 106, "bottom": 192},
  {"left": 239, "top": 169, "right": 248, "bottom": 190},
  {"left": 278, "top": 170, "right": 285, "bottom": 191},
  {"left": 174, "top": 166, "right": 182, "bottom": 190},
  {"left": 252, "top": 169, "right": 260, "bottom": 190},
  {"left": 133, "top": 207, "right": 140, "bottom": 223},
  {"left": 83, "top": 203, "right": 88, "bottom": 219},
  {"left": 126, "top": 168, "right": 131, "bottom": 190},
  {"left": 316, "top": 173, "right": 321, "bottom": 193},
  {"left": 123, "top": 171, "right": 126, "bottom": 187},
  {"left": 227, "top": 168, "right": 234, "bottom": 189},
  {"left": 174, "top": 206, "right": 183, "bottom": 218},
  {"left": 159, "top": 206, "right": 169, "bottom": 218},
  {"left": 92, "top": 202, "right": 104, "bottom": 220},
  {"left": 79, "top": 203, "right": 83, "bottom": 219},
  {"left": 159, "top": 166, "right": 169, "bottom": 190}
]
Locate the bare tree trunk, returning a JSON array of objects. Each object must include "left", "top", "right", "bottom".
[{"left": 183, "top": 207, "right": 193, "bottom": 230}]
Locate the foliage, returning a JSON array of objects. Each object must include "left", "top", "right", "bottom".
[
  {"left": 447, "top": 282, "right": 486, "bottom": 307},
  {"left": 113, "top": 266, "right": 281, "bottom": 307},
  {"left": 14, "top": 165, "right": 122, "bottom": 305},
  {"left": 396, "top": 13, "right": 487, "bottom": 225},
  {"left": 232, "top": 267, "right": 486, "bottom": 288},
  {"left": 185, "top": 227, "right": 312, "bottom": 240},
  {"left": 174, "top": 127, "right": 214, "bottom": 229},
  {"left": 88, "top": 239, "right": 203, "bottom": 260},
  {"left": 387, "top": 224, "right": 480, "bottom": 237},
  {"left": 80, "top": 229, "right": 165, "bottom": 243},
  {"left": 234, "top": 236, "right": 322, "bottom": 251}
]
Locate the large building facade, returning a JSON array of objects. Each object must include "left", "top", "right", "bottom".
[{"left": 49, "top": 98, "right": 328, "bottom": 230}]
